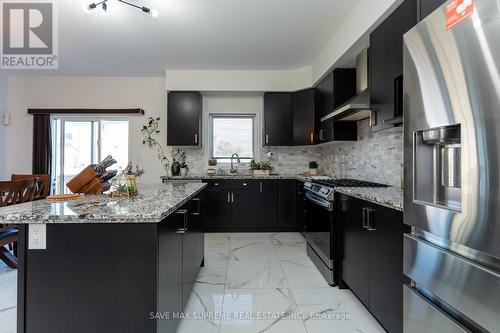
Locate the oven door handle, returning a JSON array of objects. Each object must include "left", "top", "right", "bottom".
[{"left": 305, "top": 192, "right": 331, "bottom": 210}]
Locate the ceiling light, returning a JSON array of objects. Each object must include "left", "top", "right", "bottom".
[
  {"left": 101, "top": 2, "right": 107, "bottom": 14},
  {"left": 84, "top": 0, "right": 159, "bottom": 18},
  {"left": 84, "top": 3, "right": 97, "bottom": 12}
]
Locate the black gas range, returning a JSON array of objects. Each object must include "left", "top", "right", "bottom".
[{"left": 302, "top": 178, "right": 388, "bottom": 286}]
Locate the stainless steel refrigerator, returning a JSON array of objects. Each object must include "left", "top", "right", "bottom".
[{"left": 403, "top": 1, "right": 500, "bottom": 332}]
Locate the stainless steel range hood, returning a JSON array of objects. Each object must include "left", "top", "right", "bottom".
[{"left": 321, "top": 49, "right": 371, "bottom": 122}]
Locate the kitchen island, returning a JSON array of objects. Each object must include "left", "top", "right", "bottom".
[{"left": 0, "top": 182, "right": 207, "bottom": 333}]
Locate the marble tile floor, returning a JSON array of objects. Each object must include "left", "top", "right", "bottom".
[
  {"left": 0, "top": 260, "right": 16, "bottom": 333},
  {"left": 180, "top": 232, "right": 385, "bottom": 333},
  {"left": 0, "top": 233, "right": 385, "bottom": 333}
]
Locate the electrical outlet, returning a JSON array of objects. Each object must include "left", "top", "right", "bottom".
[{"left": 28, "top": 224, "right": 46, "bottom": 250}]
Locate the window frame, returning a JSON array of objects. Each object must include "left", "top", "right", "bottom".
[
  {"left": 50, "top": 114, "right": 130, "bottom": 194},
  {"left": 208, "top": 113, "right": 256, "bottom": 163}
]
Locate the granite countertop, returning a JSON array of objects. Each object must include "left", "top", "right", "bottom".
[
  {"left": 161, "top": 174, "right": 309, "bottom": 181},
  {"left": 334, "top": 186, "right": 403, "bottom": 211},
  {"left": 0, "top": 183, "right": 207, "bottom": 224}
]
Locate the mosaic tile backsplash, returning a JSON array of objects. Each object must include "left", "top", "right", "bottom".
[
  {"left": 319, "top": 119, "right": 403, "bottom": 187},
  {"left": 172, "top": 119, "right": 403, "bottom": 187}
]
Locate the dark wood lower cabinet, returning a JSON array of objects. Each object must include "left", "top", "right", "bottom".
[
  {"left": 180, "top": 196, "right": 204, "bottom": 308},
  {"left": 158, "top": 215, "right": 183, "bottom": 333},
  {"left": 203, "top": 188, "right": 230, "bottom": 229},
  {"left": 339, "top": 195, "right": 370, "bottom": 306},
  {"left": 339, "top": 193, "right": 409, "bottom": 333},
  {"left": 278, "top": 180, "right": 297, "bottom": 227},
  {"left": 202, "top": 179, "right": 300, "bottom": 232},
  {"left": 368, "top": 203, "right": 407, "bottom": 333},
  {"left": 295, "top": 181, "right": 306, "bottom": 231},
  {"left": 18, "top": 196, "right": 204, "bottom": 333},
  {"left": 231, "top": 188, "right": 260, "bottom": 227},
  {"left": 258, "top": 180, "right": 279, "bottom": 227}
]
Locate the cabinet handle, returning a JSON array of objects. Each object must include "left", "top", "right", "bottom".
[
  {"left": 365, "top": 208, "right": 376, "bottom": 231},
  {"left": 319, "top": 129, "right": 325, "bottom": 141},
  {"left": 362, "top": 208, "right": 367, "bottom": 228},
  {"left": 265, "top": 134, "right": 269, "bottom": 144},
  {"left": 231, "top": 192, "right": 234, "bottom": 202},
  {"left": 191, "top": 197, "right": 200, "bottom": 216},
  {"left": 175, "top": 209, "right": 188, "bottom": 233},
  {"left": 194, "top": 134, "right": 198, "bottom": 144},
  {"left": 227, "top": 192, "right": 230, "bottom": 203},
  {"left": 370, "top": 111, "right": 377, "bottom": 127},
  {"left": 310, "top": 132, "right": 314, "bottom": 143},
  {"left": 260, "top": 182, "right": 263, "bottom": 193}
]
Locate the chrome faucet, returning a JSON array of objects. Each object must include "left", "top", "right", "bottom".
[{"left": 230, "top": 153, "right": 240, "bottom": 173}]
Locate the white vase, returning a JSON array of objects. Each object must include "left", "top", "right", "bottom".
[
  {"left": 309, "top": 168, "right": 318, "bottom": 175},
  {"left": 180, "top": 167, "right": 188, "bottom": 176}
]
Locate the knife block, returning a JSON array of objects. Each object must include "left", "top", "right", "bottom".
[{"left": 66, "top": 165, "right": 109, "bottom": 194}]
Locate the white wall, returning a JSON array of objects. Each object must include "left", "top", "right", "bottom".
[
  {"left": 311, "top": 0, "right": 401, "bottom": 83},
  {"left": 165, "top": 0, "right": 401, "bottom": 90},
  {"left": 5, "top": 76, "right": 167, "bottom": 183},
  {"left": 180, "top": 92, "right": 264, "bottom": 173},
  {"left": 0, "top": 74, "right": 7, "bottom": 179},
  {"left": 165, "top": 66, "right": 312, "bottom": 92}
]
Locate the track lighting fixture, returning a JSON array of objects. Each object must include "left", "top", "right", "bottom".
[{"left": 85, "top": 0, "right": 158, "bottom": 17}]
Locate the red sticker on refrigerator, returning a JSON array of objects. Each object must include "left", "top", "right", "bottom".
[{"left": 446, "top": 0, "right": 474, "bottom": 30}]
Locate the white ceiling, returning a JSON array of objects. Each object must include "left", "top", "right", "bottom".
[{"left": 44, "top": 0, "right": 360, "bottom": 76}]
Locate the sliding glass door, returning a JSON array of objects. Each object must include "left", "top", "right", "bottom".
[{"left": 51, "top": 116, "right": 129, "bottom": 194}]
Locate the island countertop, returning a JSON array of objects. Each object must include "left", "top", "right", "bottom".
[{"left": 0, "top": 182, "right": 207, "bottom": 224}]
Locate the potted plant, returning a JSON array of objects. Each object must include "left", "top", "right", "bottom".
[
  {"left": 171, "top": 149, "right": 188, "bottom": 177},
  {"left": 180, "top": 162, "right": 188, "bottom": 176},
  {"left": 250, "top": 160, "right": 272, "bottom": 176},
  {"left": 309, "top": 161, "right": 319, "bottom": 175},
  {"left": 141, "top": 117, "right": 171, "bottom": 175},
  {"left": 171, "top": 160, "right": 181, "bottom": 176}
]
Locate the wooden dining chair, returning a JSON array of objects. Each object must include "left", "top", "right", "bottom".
[
  {"left": 0, "top": 179, "right": 36, "bottom": 269},
  {"left": 11, "top": 174, "right": 50, "bottom": 200}
]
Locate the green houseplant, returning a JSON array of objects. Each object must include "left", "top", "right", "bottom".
[
  {"left": 309, "top": 161, "right": 319, "bottom": 175},
  {"left": 250, "top": 160, "right": 272, "bottom": 176},
  {"left": 171, "top": 149, "right": 188, "bottom": 176},
  {"left": 141, "top": 117, "right": 171, "bottom": 174}
]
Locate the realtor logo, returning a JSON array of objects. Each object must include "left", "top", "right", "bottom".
[{"left": 1, "top": 0, "right": 58, "bottom": 69}]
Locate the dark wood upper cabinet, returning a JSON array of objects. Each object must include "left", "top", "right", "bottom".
[
  {"left": 167, "top": 91, "right": 202, "bottom": 146},
  {"left": 264, "top": 92, "right": 293, "bottom": 146},
  {"left": 315, "top": 71, "right": 335, "bottom": 120},
  {"left": 292, "top": 89, "right": 316, "bottom": 145},
  {"left": 315, "top": 69, "right": 357, "bottom": 143},
  {"left": 264, "top": 69, "right": 357, "bottom": 147},
  {"left": 370, "top": 14, "right": 396, "bottom": 132},
  {"left": 370, "top": 0, "right": 417, "bottom": 132},
  {"left": 394, "top": 0, "right": 418, "bottom": 77},
  {"left": 420, "top": 0, "right": 446, "bottom": 20}
]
